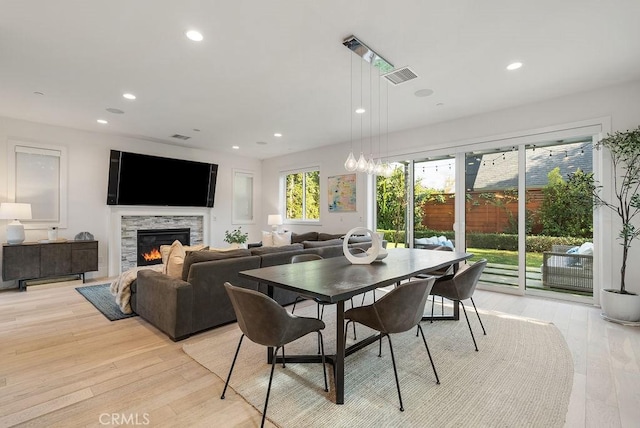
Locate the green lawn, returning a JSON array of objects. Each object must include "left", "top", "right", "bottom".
[
  {"left": 385, "top": 242, "right": 543, "bottom": 268},
  {"left": 467, "top": 248, "right": 542, "bottom": 268}
]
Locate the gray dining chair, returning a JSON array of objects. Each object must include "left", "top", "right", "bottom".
[
  {"left": 429, "top": 258, "right": 488, "bottom": 351},
  {"left": 344, "top": 277, "right": 439, "bottom": 412},
  {"left": 221, "top": 282, "right": 328, "bottom": 428},
  {"left": 290, "top": 254, "right": 357, "bottom": 343}
]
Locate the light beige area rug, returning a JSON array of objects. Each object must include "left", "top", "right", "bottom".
[{"left": 183, "top": 301, "right": 573, "bottom": 428}]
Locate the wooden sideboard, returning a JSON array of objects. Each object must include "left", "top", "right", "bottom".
[{"left": 1, "top": 240, "right": 98, "bottom": 291}]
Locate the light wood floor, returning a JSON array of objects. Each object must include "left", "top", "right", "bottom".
[{"left": 0, "top": 279, "right": 638, "bottom": 427}]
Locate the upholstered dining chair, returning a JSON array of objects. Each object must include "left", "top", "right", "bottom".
[
  {"left": 290, "top": 253, "right": 356, "bottom": 344},
  {"left": 221, "top": 282, "right": 328, "bottom": 428},
  {"left": 411, "top": 245, "right": 455, "bottom": 316},
  {"left": 344, "top": 277, "right": 439, "bottom": 412},
  {"left": 429, "top": 258, "right": 488, "bottom": 351}
]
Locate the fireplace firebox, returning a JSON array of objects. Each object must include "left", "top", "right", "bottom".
[{"left": 137, "top": 228, "right": 190, "bottom": 266}]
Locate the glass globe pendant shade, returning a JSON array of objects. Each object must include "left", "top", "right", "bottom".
[
  {"left": 374, "top": 158, "right": 384, "bottom": 175},
  {"left": 356, "top": 153, "right": 368, "bottom": 172},
  {"left": 344, "top": 152, "right": 358, "bottom": 171},
  {"left": 382, "top": 162, "right": 393, "bottom": 177},
  {"left": 366, "top": 157, "right": 376, "bottom": 175}
]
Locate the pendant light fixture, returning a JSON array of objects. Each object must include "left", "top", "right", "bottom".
[
  {"left": 343, "top": 35, "right": 395, "bottom": 176},
  {"left": 344, "top": 53, "right": 358, "bottom": 172},
  {"left": 355, "top": 55, "right": 368, "bottom": 173}
]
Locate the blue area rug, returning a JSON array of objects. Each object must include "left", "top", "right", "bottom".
[{"left": 76, "top": 283, "right": 137, "bottom": 321}]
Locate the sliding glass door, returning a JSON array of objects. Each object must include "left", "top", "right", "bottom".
[{"left": 463, "top": 148, "right": 520, "bottom": 291}]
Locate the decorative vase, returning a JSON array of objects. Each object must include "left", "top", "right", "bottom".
[
  {"left": 600, "top": 289, "right": 640, "bottom": 324},
  {"left": 48, "top": 227, "right": 58, "bottom": 241}
]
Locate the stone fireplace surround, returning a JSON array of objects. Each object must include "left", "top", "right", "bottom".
[{"left": 109, "top": 207, "right": 210, "bottom": 274}]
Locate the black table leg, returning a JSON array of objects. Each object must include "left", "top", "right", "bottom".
[{"left": 335, "top": 300, "right": 345, "bottom": 404}]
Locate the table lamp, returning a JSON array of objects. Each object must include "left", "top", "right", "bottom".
[
  {"left": 267, "top": 214, "right": 282, "bottom": 232},
  {"left": 0, "top": 202, "right": 32, "bottom": 245}
]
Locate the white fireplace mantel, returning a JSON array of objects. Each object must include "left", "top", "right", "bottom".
[{"left": 108, "top": 206, "right": 211, "bottom": 275}]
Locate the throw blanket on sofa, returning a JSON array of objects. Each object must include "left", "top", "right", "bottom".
[{"left": 110, "top": 265, "right": 164, "bottom": 314}]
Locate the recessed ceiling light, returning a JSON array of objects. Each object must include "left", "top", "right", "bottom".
[
  {"left": 123, "top": 93, "right": 136, "bottom": 100},
  {"left": 186, "top": 30, "right": 203, "bottom": 42},
  {"left": 414, "top": 89, "right": 434, "bottom": 97},
  {"left": 97, "top": 119, "right": 108, "bottom": 124},
  {"left": 506, "top": 62, "right": 523, "bottom": 71},
  {"left": 355, "top": 108, "right": 366, "bottom": 114},
  {"left": 232, "top": 145, "right": 240, "bottom": 149},
  {"left": 274, "top": 133, "right": 282, "bottom": 137}
]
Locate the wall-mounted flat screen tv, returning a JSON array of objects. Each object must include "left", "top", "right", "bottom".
[{"left": 107, "top": 150, "right": 218, "bottom": 207}]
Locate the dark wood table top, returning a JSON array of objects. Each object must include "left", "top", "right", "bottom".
[{"left": 239, "top": 248, "right": 472, "bottom": 303}]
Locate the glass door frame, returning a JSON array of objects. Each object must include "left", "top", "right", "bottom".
[{"left": 386, "top": 119, "right": 611, "bottom": 305}]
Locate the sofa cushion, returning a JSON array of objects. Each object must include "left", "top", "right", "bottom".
[
  {"left": 303, "top": 238, "right": 343, "bottom": 248},
  {"left": 348, "top": 235, "right": 372, "bottom": 244},
  {"left": 318, "top": 232, "right": 344, "bottom": 241},
  {"left": 250, "top": 243, "right": 304, "bottom": 255},
  {"left": 181, "top": 248, "right": 252, "bottom": 281},
  {"left": 291, "top": 231, "right": 319, "bottom": 243}
]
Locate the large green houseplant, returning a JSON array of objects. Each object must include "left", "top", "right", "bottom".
[{"left": 593, "top": 125, "right": 640, "bottom": 322}]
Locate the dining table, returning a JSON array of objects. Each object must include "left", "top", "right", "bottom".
[{"left": 238, "top": 247, "right": 473, "bottom": 404}]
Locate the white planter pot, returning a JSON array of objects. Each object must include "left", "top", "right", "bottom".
[{"left": 600, "top": 289, "right": 640, "bottom": 324}]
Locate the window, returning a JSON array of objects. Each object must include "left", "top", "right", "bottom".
[
  {"left": 7, "top": 141, "right": 68, "bottom": 228},
  {"left": 283, "top": 168, "right": 320, "bottom": 221},
  {"left": 232, "top": 170, "right": 254, "bottom": 224}
]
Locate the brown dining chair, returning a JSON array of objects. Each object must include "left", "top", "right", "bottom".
[
  {"left": 221, "top": 282, "right": 328, "bottom": 428},
  {"left": 344, "top": 277, "right": 439, "bottom": 412},
  {"left": 429, "top": 258, "right": 488, "bottom": 351}
]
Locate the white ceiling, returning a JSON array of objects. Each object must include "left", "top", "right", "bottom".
[{"left": 2, "top": 1, "right": 640, "bottom": 159}]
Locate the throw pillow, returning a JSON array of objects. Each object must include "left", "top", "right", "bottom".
[
  {"left": 165, "top": 240, "right": 186, "bottom": 279},
  {"left": 577, "top": 242, "right": 594, "bottom": 255},
  {"left": 273, "top": 231, "right": 292, "bottom": 247},
  {"left": 160, "top": 243, "right": 206, "bottom": 266},
  {"left": 261, "top": 230, "right": 274, "bottom": 247}
]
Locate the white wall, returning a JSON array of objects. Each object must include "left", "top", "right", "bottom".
[
  {"left": 262, "top": 79, "right": 640, "bottom": 295},
  {"left": 0, "top": 117, "right": 262, "bottom": 288}
]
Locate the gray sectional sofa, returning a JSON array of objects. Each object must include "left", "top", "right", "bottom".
[{"left": 131, "top": 232, "right": 376, "bottom": 341}]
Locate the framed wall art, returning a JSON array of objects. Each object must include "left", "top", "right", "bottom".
[{"left": 328, "top": 174, "right": 356, "bottom": 212}]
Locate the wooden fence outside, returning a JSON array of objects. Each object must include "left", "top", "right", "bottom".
[{"left": 420, "top": 189, "right": 545, "bottom": 233}]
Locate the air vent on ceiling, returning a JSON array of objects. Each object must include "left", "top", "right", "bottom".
[
  {"left": 382, "top": 67, "right": 418, "bottom": 85},
  {"left": 171, "top": 134, "right": 191, "bottom": 140}
]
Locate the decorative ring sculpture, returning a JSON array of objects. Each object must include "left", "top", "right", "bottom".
[{"left": 343, "top": 227, "right": 383, "bottom": 265}]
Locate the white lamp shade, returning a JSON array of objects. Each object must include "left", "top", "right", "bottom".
[
  {"left": 0, "top": 202, "right": 32, "bottom": 220},
  {"left": 1, "top": 203, "right": 31, "bottom": 245},
  {"left": 267, "top": 214, "right": 283, "bottom": 226}
]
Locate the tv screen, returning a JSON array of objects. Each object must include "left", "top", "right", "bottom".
[{"left": 107, "top": 150, "right": 218, "bottom": 207}]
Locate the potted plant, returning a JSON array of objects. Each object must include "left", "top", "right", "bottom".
[
  {"left": 592, "top": 125, "right": 640, "bottom": 323},
  {"left": 224, "top": 227, "right": 249, "bottom": 249}
]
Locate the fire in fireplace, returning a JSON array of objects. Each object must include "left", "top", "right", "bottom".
[{"left": 137, "top": 228, "right": 190, "bottom": 266}]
